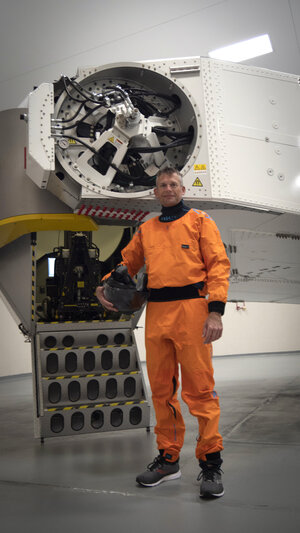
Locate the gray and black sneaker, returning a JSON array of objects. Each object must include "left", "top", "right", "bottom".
[
  {"left": 136, "top": 455, "right": 181, "bottom": 487},
  {"left": 198, "top": 463, "right": 224, "bottom": 498}
]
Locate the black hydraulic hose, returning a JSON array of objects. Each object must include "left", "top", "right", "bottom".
[
  {"left": 63, "top": 77, "right": 117, "bottom": 105},
  {"left": 127, "top": 137, "right": 192, "bottom": 154},
  {"left": 56, "top": 101, "right": 86, "bottom": 123},
  {"left": 129, "top": 94, "right": 179, "bottom": 117},
  {"left": 57, "top": 104, "right": 104, "bottom": 131},
  {"left": 71, "top": 78, "right": 97, "bottom": 98},
  {"left": 129, "top": 94, "right": 159, "bottom": 114},
  {"left": 63, "top": 76, "right": 103, "bottom": 105},
  {"left": 62, "top": 76, "right": 88, "bottom": 103}
]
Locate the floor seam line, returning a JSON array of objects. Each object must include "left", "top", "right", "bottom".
[{"left": 222, "top": 375, "right": 300, "bottom": 440}]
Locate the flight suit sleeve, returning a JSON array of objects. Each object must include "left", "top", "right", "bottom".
[
  {"left": 120, "top": 228, "right": 145, "bottom": 277},
  {"left": 198, "top": 215, "right": 231, "bottom": 314},
  {"left": 101, "top": 228, "right": 145, "bottom": 283}
]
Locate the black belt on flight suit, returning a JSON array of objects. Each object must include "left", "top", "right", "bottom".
[{"left": 148, "top": 282, "right": 205, "bottom": 302}]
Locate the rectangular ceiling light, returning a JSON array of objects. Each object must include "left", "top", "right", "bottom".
[{"left": 208, "top": 34, "right": 273, "bottom": 62}]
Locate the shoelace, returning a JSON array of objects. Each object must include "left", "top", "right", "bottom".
[
  {"left": 147, "top": 456, "right": 164, "bottom": 471},
  {"left": 197, "top": 466, "right": 223, "bottom": 482}
]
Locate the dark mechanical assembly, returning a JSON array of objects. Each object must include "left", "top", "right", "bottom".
[
  {"left": 36, "top": 228, "right": 134, "bottom": 322},
  {"left": 52, "top": 66, "right": 197, "bottom": 196},
  {"left": 40, "top": 232, "right": 103, "bottom": 321}
]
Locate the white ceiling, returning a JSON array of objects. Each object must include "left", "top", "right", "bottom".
[{"left": 0, "top": 0, "right": 299, "bottom": 111}]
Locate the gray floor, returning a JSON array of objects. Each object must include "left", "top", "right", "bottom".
[{"left": 0, "top": 352, "right": 299, "bottom": 533}]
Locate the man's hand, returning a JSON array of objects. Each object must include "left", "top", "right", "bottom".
[
  {"left": 202, "top": 312, "right": 223, "bottom": 344},
  {"left": 95, "top": 286, "right": 119, "bottom": 312}
]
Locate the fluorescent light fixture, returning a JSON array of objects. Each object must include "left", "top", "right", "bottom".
[
  {"left": 48, "top": 257, "right": 55, "bottom": 277},
  {"left": 209, "top": 34, "right": 273, "bottom": 62}
]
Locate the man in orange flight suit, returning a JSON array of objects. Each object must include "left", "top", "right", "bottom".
[{"left": 96, "top": 167, "right": 230, "bottom": 498}]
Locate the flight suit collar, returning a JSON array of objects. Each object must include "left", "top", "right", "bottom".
[{"left": 159, "top": 200, "right": 191, "bottom": 222}]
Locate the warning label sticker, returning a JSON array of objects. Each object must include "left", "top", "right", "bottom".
[
  {"left": 192, "top": 177, "right": 203, "bottom": 187},
  {"left": 108, "top": 136, "right": 123, "bottom": 145},
  {"left": 194, "top": 164, "right": 206, "bottom": 171}
]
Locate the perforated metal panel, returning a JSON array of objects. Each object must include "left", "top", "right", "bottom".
[{"left": 32, "top": 321, "right": 150, "bottom": 439}]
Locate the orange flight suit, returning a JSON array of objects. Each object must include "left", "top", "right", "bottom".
[{"left": 119, "top": 208, "right": 230, "bottom": 462}]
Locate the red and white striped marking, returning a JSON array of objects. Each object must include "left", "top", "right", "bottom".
[{"left": 75, "top": 204, "right": 150, "bottom": 222}]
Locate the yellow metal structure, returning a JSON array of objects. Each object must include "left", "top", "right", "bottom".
[{"left": 0, "top": 214, "right": 98, "bottom": 248}]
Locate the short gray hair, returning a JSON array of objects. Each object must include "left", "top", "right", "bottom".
[{"left": 156, "top": 167, "right": 183, "bottom": 186}]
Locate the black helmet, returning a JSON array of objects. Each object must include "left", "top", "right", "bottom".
[{"left": 103, "top": 265, "right": 148, "bottom": 313}]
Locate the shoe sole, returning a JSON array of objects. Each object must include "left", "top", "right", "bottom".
[
  {"left": 137, "top": 470, "right": 182, "bottom": 487},
  {"left": 200, "top": 489, "right": 224, "bottom": 499}
]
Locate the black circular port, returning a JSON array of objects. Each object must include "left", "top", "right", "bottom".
[
  {"left": 114, "top": 333, "right": 125, "bottom": 345},
  {"left": 44, "top": 336, "right": 56, "bottom": 348},
  {"left": 97, "top": 334, "right": 108, "bottom": 346},
  {"left": 63, "top": 335, "right": 74, "bottom": 348}
]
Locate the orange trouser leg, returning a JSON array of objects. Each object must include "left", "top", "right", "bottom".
[
  {"left": 145, "top": 304, "right": 185, "bottom": 462},
  {"left": 145, "top": 298, "right": 223, "bottom": 462}
]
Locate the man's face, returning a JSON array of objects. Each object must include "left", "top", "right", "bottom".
[{"left": 154, "top": 173, "right": 185, "bottom": 207}]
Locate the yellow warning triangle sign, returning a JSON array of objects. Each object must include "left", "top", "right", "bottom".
[
  {"left": 108, "top": 136, "right": 115, "bottom": 143},
  {"left": 192, "top": 177, "right": 203, "bottom": 187}
]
